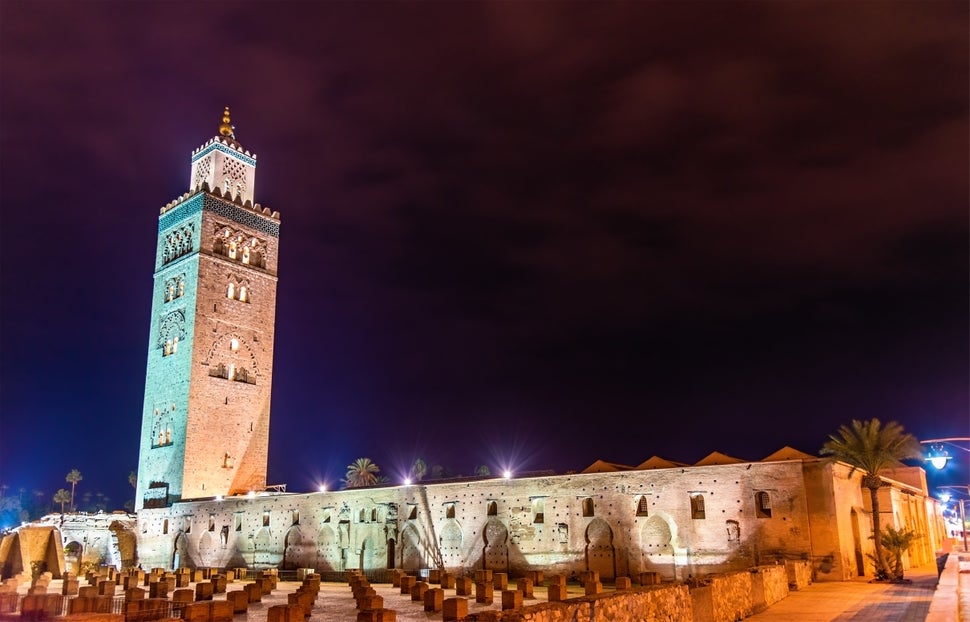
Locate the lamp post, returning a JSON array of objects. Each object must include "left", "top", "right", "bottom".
[{"left": 922, "top": 437, "right": 970, "bottom": 553}]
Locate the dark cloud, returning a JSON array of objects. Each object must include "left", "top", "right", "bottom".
[{"left": 1, "top": 1, "right": 966, "bottom": 505}]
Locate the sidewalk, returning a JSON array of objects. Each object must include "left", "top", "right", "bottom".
[{"left": 746, "top": 563, "right": 953, "bottom": 622}]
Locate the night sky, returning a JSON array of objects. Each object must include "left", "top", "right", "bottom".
[{"left": 1, "top": 2, "right": 967, "bottom": 513}]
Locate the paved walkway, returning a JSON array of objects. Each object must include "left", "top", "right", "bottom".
[{"left": 746, "top": 564, "right": 945, "bottom": 622}]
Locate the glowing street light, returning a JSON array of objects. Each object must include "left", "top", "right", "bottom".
[
  {"left": 503, "top": 470, "right": 512, "bottom": 480},
  {"left": 920, "top": 437, "right": 969, "bottom": 470},
  {"left": 318, "top": 484, "right": 327, "bottom": 493},
  {"left": 403, "top": 478, "right": 412, "bottom": 487}
]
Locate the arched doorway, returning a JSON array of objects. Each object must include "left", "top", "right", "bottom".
[
  {"left": 172, "top": 532, "right": 187, "bottom": 570},
  {"left": 64, "top": 541, "right": 82, "bottom": 575},
  {"left": 440, "top": 520, "right": 462, "bottom": 570},
  {"left": 585, "top": 518, "right": 615, "bottom": 580},
  {"left": 386, "top": 538, "right": 396, "bottom": 570},
  {"left": 283, "top": 526, "right": 304, "bottom": 570},
  {"left": 640, "top": 515, "right": 676, "bottom": 579},
  {"left": 482, "top": 518, "right": 508, "bottom": 572},
  {"left": 316, "top": 526, "right": 340, "bottom": 572},
  {"left": 401, "top": 525, "right": 422, "bottom": 571}
]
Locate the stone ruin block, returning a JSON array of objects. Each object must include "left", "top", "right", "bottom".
[
  {"left": 474, "top": 569, "right": 493, "bottom": 584},
  {"left": 191, "top": 569, "right": 203, "bottom": 583},
  {"left": 358, "top": 593, "right": 383, "bottom": 611},
  {"left": 211, "top": 575, "right": 227, "bottom": 593},
  {"left": 182, "top": 601, "right": 210, "bottom": 622},
  {"left": 195, "top": 581, "right": 214, "bottom": 601},
  {"left": 442, "top": 597, "right": 468, "bottom": 621},
  {"left": 455, "top": 576, "right": 472, "bottom": 596},
  {"left": 440, "top": 572, "right": 455, "bottom": 589},
  {"left": 209, "top": 599, "right": 234, "bottom": 622},
  {"left": 585, "top": 580, "right": 603, "bottom": 596},
  {"left": 516, "top": 577, "right": 533, "bottom": 598},
  {"left": 424, "top": 588, "right": 444, "bottom": 612},
  {"left": 502, "top": 589, "right": 523, "bottom": 610},
  {"left": 399, "top": 575, "right": 416, "bottom": 595},
  {"left": 267, "top": 603, "right": 305, "bottom": 622},
  {"left": 125, "top": 587, "right": 145, "bottom": 601},
  {"left": 411, "top": 581, "right": 429, "bottom": 601},
  {"left": 244, "top": 582, "right": 262, "bottom": 603},
  {"left": 228, "top": 589, "right": 249, "bottom": 613},
  {"left": 62, "top": 579, "right": 80, "bottom": 596},
  {"left": 547, "top": 584, "right": 567, "bottom": 602},
  {"left": 80, "top": 585, "right": 99, "bottom": 598},
  {"left": 428, "top": 569, "right": 441, "bottom": 584},
  {"left": 475, "top": 581, "right": 493, "bottom": 604},
  {"left": 173, "top": 588, "right": 195, "bottom": 604},
  {"left": 529, "top": 570, "right": 544, "bottom": 585},
  {"left": 615, "top": 576, "right": 632, "bottom": 590},
  {"left": 493, "top": 572, "right": 508, "bottom": 590},
  {"left": 639, "top": 571, "right": 661, "bottom": 585},
  {"left": 390, "top": 569, "right": 404, "bottom": 587}
]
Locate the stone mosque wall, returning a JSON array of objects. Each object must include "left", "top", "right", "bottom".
[{"left": 130, "top": 458, "right": 883, "bottom": 581}]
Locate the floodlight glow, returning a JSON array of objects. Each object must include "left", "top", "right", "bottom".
[
  {"left": 215, "top": 495, "right": 223, "bottom": 501},
  {"left": 404, "top": 478, "right": 412, "bottom": 486},
  {"left": 247, "top": 491, "right": 256, "bottom": 499},
  {"left": 940, "top": 492, "right": 952, "bottom": 503},
  {"left": 503, "top": 470, "right": 512, "bottom": 479},
  {"left": 318, "top": 484, "right": 327, "bottom": 493}
]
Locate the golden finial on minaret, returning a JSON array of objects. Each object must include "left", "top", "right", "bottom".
[{"left": 218, "top": 106, "right": 234, "bottom": 138}]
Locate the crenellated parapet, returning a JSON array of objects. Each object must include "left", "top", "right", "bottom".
[{"left": 159, "top": 188, "right": 281, "bottom": 222}]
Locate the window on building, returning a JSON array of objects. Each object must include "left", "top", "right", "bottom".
[
  {"left": 185, "top": 520, "right": 192, "bottom": 534},
  {"left": 292, "top": 511, "right": 300, "bottom": 526},
  {"left": 690, "top": 494, "right": 706, "bottom": 520},
  {"left": 230, "top": 338, "right": 239, "bottom": 351},
  {"left": 163, "top": 519, "right": 168, "bottom": 535},
  {"left": 262, "top": 511, "right": 270, "bottom": 527},
  {"left": 755, "top": 491, "right": 772, "bottom": 518},
  {"left": 371, "top": 509, "right": 378, "bottom": 522},
  {"left": 533, "top": 499, "right": 545, "bottom": 524},
  {"left": 446, "top": 505, "right": 456, "bottom": 519},
  {"left": 239, "top": 286, "right": 248, "bottom": 302},
  {"left": 726, "top": 520, "right": 740, "bottom": 543},
  {"left": 208, "top": 515, "right": 215, "bottom": 531},
  {"left": 487, "top": 501, "right": 498, "bottom": 516},
  {"left": 359, "top": 509, "right": 367, "bottom": 523},
  {"left": 172, "top": 336, "right": 178, "bottom": 354},
  {"left": 234, "top": 514, "right": 242, "bottom": 532},
  {"left": 408, "top": 506, "right": 417, "bottom": 520},
  {"left": 582, "top": 498, "right": 594, "bottom": 517},
  {"left": 227, "top": 283, "right": 235, "bottom": 299},
  {"left": 636, "top": 496, "right": 649, "bottom": 517}
]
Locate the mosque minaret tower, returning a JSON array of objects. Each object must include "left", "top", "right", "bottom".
[{"left": 135, "top": 108, "right": 281, "bottom": 509}]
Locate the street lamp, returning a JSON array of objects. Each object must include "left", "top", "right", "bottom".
[{"left": 920, "top": 437, "right": 970, "bottom": 470}]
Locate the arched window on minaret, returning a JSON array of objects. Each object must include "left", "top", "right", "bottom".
[
  {"left": 166, "top": 284, "right": 174, "bottom": 302},
  {"left": 177, "top": 279, "right": 185, "bottom": 298},
  {"left": 228, "top": 363, "right": 236, "bottom": 381},
  {"left": 242, "top": 247, "right": 250, "bottom": 265},
  {"left": 239, "top": 286, "right": 248, "bottom": 302},
  {"left": 172, "top": 337, "right": 179, "bottom": 354},
  {"left": 229, "top": 241, "right": 237, "bottom": 260},
  {"left": 227, "top": 283, "right": 235, "bottom": 299}
]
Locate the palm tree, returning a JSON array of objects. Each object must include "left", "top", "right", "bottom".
[
  {"left": 342, "top": 458, "right": 380, "bottom": 489},
  {"left": 820, "top": 419, "right": 922, "bottom": 580},
  {"left": 128, "top": 471, "right": 137, "bottom": 489},
  {"left": 53, "top": 489, "right": 71, "bottom": 514},
  {"left": 475, "top": 465, "right": 491, "bottom": 477},
  {"left": 411, "top": 459, "right": 427, "bottom": 482},
  {"left": 881, "top": 526, "right": 919, "bottom": 581},
  {"left": 66, "top": 469, "right": 82, "bottom": 511}
]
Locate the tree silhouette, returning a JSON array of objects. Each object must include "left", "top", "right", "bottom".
[
  {"left": 411, "top": 458, "right": 427, "bottom": 482},
  {"left": 475, "top": 465, "right": 491, "bottom": 477},
  {"left": 53, "top": 489, "right": 71, "bottom": 514},
  {"left": 821, "top": 419, "right": 921, "bottom": 580},
  {"left": 66, "top": 469, "right": 82, "bottom": 512},
  {"left": 342, "top": 458, "right": 381, "bottom": 489}
]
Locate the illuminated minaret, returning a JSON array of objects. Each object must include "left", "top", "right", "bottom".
[{"left": 135, "top": 108, "right": 281, "bottom": 509}]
